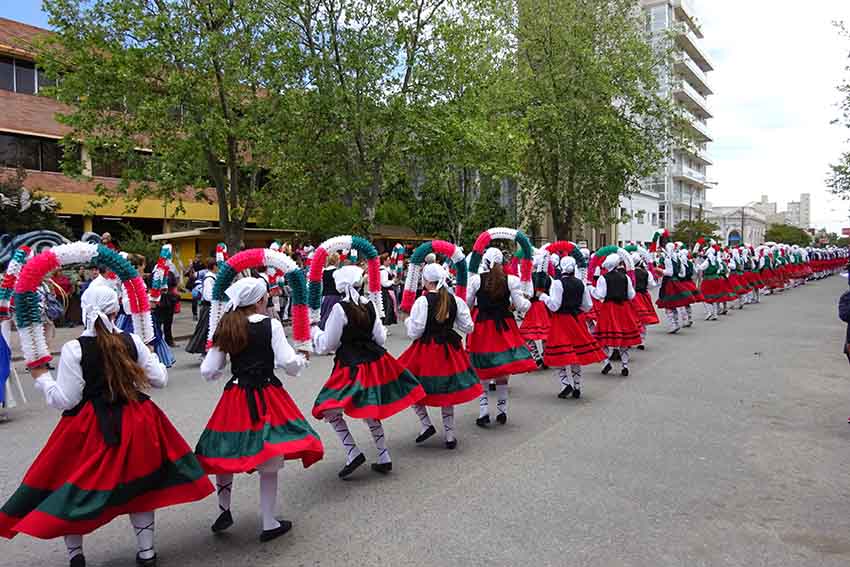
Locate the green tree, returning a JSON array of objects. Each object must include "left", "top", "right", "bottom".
[
  {"left": 514, "top": 0, "right": 678, "bottom": 240},
  {"left": 39, "top": 0, "right": 306, "bottom": 250},
  {"left": 765, "top": 224, "right": 812, "bottom": 247},
  {"left": 0, "top": 168, "right": 71, "bottom": 237},
  {"left": 461, "top": 178, "right": 508, "bottom": 249},
  {"left": 119, "top": 225, "right": 161, "bottom": 267},
  {"left": 671, "top": 219, "right": 720, "bottom": 248}
]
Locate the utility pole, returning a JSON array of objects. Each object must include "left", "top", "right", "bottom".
[{"left": 740, "top": 207, "right": 745, "bottom": 246}]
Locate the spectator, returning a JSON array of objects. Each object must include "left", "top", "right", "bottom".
[
  {"left": 101, "top": 232, "right": 119, "bottom": 251},
  {"left": 839, "top": 271, "right": 850, "bottom": 365},
  {"left": 156, "top": 270, "right": 179, "bottom": 347}
]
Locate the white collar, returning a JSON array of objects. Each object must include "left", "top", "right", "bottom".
[{"left": 248, "top": 313, "right": 268, "bottom": 322}]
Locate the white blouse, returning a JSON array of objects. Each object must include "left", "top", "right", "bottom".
[
  {"left": 591, "top": 273, "right": 637, "bottom": 301},
  {"left": 35, "top": 331, "right": 167, "bottom": 411},
  {"left": 405, "top": 293, "right": 474, "bottom": 340},
  {"left": 539, "top": 278, "right": 593, "bottom": 313},
  {"left": 201, "top": 314, "right": 307, "bottom": 382},
  {"left": 312, "top": 300, "right": 387, "bottom": 355},
  {"left": 465, "top": 273, "right": 531, "bottom": 315},
  {"left": 202, "top": 272, "right": 217, "bottom": 302}
]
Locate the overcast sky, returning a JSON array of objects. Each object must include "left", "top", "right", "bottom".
[{"left": 6, "top": 1, "right": 850, "bottom": 230}]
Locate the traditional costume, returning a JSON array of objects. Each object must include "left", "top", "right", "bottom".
[
  {"left": 379, "top": 263, "right": 399, "bottom": 326},
  {"left": 540, "top": 257, "right": 606, "bottom": 398},
  {"left": 185, "top": 266, "right": 217, "bottom": 354},
  {"left": 631, "top": 252, "right": 660, "bottom": 348},
  {"left": 656, "top": 243, "right": 690, "bottom": 333},
  {"left": 398, "top": 264, "right": 482, "bottom": 449},
  {"left": 319, "top": 264, "right": 341, "bottom": 330},
  {"left": 196, "top": 278, "right": 323, "bottom": 541},
  {"left": 591, "top": 254, "right": 641, "bottom": 376},
  {"left": 0, "top": 286, "right": 212, "bottom": 566},
  {"left": 312, "top": 266, "right": 425, "bottom": 478},
  {"left": 698, "top": 247, "right": 725, "bottom": 320},
  {"left": 465, "top": 248, "right": 536, "bottom": 426},
  {"left": 519, "top": 254, "right": 553, "bottom": 368}
]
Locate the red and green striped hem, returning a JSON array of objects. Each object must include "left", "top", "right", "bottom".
[
  {"left": 312, "top": 372, "right": 425, "bottom": 420},
  {"left": 0, "top": 453, "right": 212, "bottom": 540},
  {"left": 470, "top": 347, "right": 536, "bottom": 379},
  {"left": 417, "top": 368, "right": 483, "bottom": 406}
]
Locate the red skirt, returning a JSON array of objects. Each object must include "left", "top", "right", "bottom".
[
  {"left": 584, "top": 298, "right": 601, "bottom": 323},
  {"left": 543, "top": 312, "right": 607, "bottom": 367},
  {"left": 196, "top": 384, "right": 324, "bottom": 474},
  {"left": 467, "top": 317, "right": 537, "bottom": 380},
  {"left": 728, "top": 273, "right": 749, "bottom": 296},
  {"left": 656, "top": 278, "right": 694, "bottom": 309},
  {"left": 594, "top": 301, "right": 642, "bottom": 348},
  {"left": 520, "top": 301, "right": 551, "bottom": 341},
  {"left": 397, "top": 340, "right": 483, "bottom": 406},
  {"left": 632, "top": 292, "right": 660, "bottom": 325},
  {"left": 700, "top": 276, "right": 728, "bottom": 304},
  {"left": 746, "top": 271, "right": 765, "bottom": 289},
  {"left": 313, "top": 352, "right": 425, "bottom": 420},
  {"left": 681, "top": 280, "right": 703, "bottom": 304},
  {"left": 0, "top": 400, "right": 213, "bottom": 540}
]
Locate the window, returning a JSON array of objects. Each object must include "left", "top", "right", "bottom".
[
  {"left": 651, "top": 212, "right": 658, "bottom": 226},
  {"left": 0, "top": 56, "right": 12, "bottom": 91},
  {"left": 40, "top": 139, "right": 62, "bottom": 172},
  {"left": 0, "top": 133, "right": 69, "bottom": 172},
  {"left": 14, "top": 59, "right": 35, "bottom": 95},
  {"left": 92, "top": 154, "right": 127, "bottom": 178},
  {"left": 37, "top": 69, "right": 55, "bottom": 91},
  {"left": 620, "top": 207, "right": 628, "bottom": 219}
]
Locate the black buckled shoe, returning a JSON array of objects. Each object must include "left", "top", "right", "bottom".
[
  {"left": 496, "top": 413, "right": 507, "bottom": 425},
  {"left": 260, "top": 519, "right": 292, "bottom": 542},
  {"left": 601, "top": 363, "right": 612, "bottom": 375},
  {"left": 136, "top": 552, "right": 157, "bottom": 567},
  {"left": 211, "top": 509, "right": 233, "bottom": 533},
  {"left": 70, "top": 556, "right": 86, "bottom": 567},
  {"left": 476, "top": 415, "right": 491, "bottom": 427},
  {"left": 621, "top": 367, "right": 629, "bottom": 377},
  {"left": 572, "top": 388, "right": 581, "bottom": 399},
  {"left": 445, "top": 439, "right": 457, "bottom": 450},
  {"left": 371, "top": 462, "right": 393, "bottom": 475},
  {"left": 558, "top": 384, "right": 574, "bottom": 399},
  {"left": 415, "top": 425, "right": 436, "bottom": 444},
  {"left": 338, "top": 453, "right": 366, "bottom": 479}
]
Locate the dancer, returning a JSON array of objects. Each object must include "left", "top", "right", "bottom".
[
  {"left": 631, "top": 250, "right": 660, "bottom": 348},
  {"left": 379, "top": 253, "right": 399, "bottom": 326},
  {"left": 398, "top": 264, "right": 482, "bottom": 449},
  {"left": 0, "top": 286, "right": 213, "bottom": 566},
  {"left": 540, "top": 256, "right": 606, "bottom": 399},
  {"left": 677, "top": 248, "right": 701, "bottom": 328},
  {"left": 319, "top": 252, "right": 341, "bottom": 329},
  {"left": 592, "top": 254, "right": 641, "bottom": 376},
  {"left": 466, "top": 248, "right": 536, "bottom": 426},
  {"left": 312, "top": 265, "right": 425, "bottom": 478},
  {"left": 196, "top": 277, "right": 323, "bottom": 541},
  {"left": 185, "top": 258, "right": 218, "bottom": 355},
  {"left": 656, "top": 242, "right": 689, "bottom": 333},
  {"left": 519, "top": 252, "right": 552, "bottom": 368},
  {"left": 698, "top": 246, "right": 726, "bottom": 321}
]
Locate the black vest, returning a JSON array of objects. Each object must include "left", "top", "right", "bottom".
[
  {"left": 336, "top": 301, "right": 386, "bottom": 375},
  {"left": 532, "top": 272, "right": 551, "bottom": 294},
  {"left": 475, "top": 273, "right": 511, "bottom": 329},
  {"left": 70, "top": 333, "right": 146, "bottom": 446},
  {"left": 420, "top": 292, "right": 461, "bottom": 348},
  {"left": 604, "top": 270, "right": 628, "bottom": 303},
  {"left": 322, "top": 268, "right": 340, "bottom": 297},
  {"left": 227, "top": 317, "right": 282, "bottom": 422},
  {"left": 635, "top": 267, "right": 649, "bottom": 293},
  {"left": 557, "top": 275, "right": 585, "bottom": 316}
]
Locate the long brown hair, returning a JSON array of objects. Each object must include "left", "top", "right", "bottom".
[
  {"left": 484, "top": 263, "right": 507, "bottom": 299},
  {"left": 213, "top": 305, "right": 255, "bottom": 355},
  {"left": 434, "top": 286, "right": 452, "bottom": 323},
  {"left": 94, "top": 317, "right": 149, "bottom": 402}
]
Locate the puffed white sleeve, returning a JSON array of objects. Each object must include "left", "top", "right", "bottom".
[
  {"left": 132, "top": 333, "right": 168, "bottom": 388},
  {"left": 580, "top": 285, "right": 594, "bottom": 312},
  {"left": 201, "top": 347, "right": 227, "bottom": 382},
  {"left": 380, "top": 268, "right": 393, "bottom": 288},
  {"left": 465, "top": 275, "right": 480, "bottom": 308},
  {"left": 508, "top": 275, "right": 531, "bottom": 315},
  {"left": 34, "top": 340, "right": 85, "bottom": 411},
  {"left": 697, "top": 259, "right": 709, "bottom": 272},
  {"left": 647, "top": 270, "right": 659, "bottom": 288},
  {"left": 662, "top": 257, "right": 674, "bottom": 276},
  {"left": 202, "top": 276, "right": 215, "bottom": 302},
  {"left": 591, "top": 275, "right": 608, "bottom": 300},
  {"left": 312, "top": 303, "right": 346, "bottom": 355},
  {"left": 271, "top": 318, "right": 307, "bottom": 376},
  {"left": 454, "top": 295, "right": 475, "bottom": 334},
  {"left": 540, "top": 279, "right": 563, "bottom": 311},
  {"left": 405, "top": 296, "right": 429, "bottom": 340},
  {"left": 371, "top": 307, "right": 388, "bottom": 346},
  {"left": 626, "top": 275, "right": 636, "bottom": 300}
]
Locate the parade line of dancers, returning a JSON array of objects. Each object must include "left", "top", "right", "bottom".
[{"left": 0, "top": 229, "right": 845, "bottom": 566}]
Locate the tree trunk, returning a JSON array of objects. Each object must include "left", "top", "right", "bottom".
[{"left": 221, "top": 218, "right": 245, "bottom": 253}]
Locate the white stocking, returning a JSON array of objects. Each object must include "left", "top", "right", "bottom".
[
  {"left": 558, "top": 367, "right": 569, "bottom": 388},
  {"left": 324, "top": 409, "right": 362, "bottom": 465},
  {"left": 365, "top": 418, "right": 392, "bottom": 464},
  {"left": 620, "top": 348, "right": 631, "bottom": 368},
  {"left": 130, "top": 511, "right": 155, "bottom": 560},
  {"left": 412, "top": 404, "right": 433, "bottom": 433},
  {"left": 665, "top": 309, "right": 679, "bottom": 331},
  {"left": 441, "top": 406, "right": 455, "bottom": 442},
  {"left": 478, "top": 389, "right": 490, "bottom": 418},
  {"left": 65, "top": 534, "right": 83, "bottom": 561},
  {"left": 570, "top": 364, "right": 582, "bottom": 389},
  {"left": 496, "top": 384, "right": 508, "bottom": 417},
  {"left": 259, "top": 471, "right": 281, "bottom": 531},
  {"left": 216, "top": 473, "right": 233, "bottom": 512}
]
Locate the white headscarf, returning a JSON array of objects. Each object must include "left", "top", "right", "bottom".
[
  {"left": 424, "top": 252, "right": 437, "bottom": 265},
  {"left": 334, "top": 265, "right": 365, "bottom": 303},
  {"left": 481, "top": 247, "right": 504, "bottom": 273},
  {"left": 560, "top": 256, "right": 577, "bottom": 274},
  {"left": 81, "top": 285, "right": 120, "bottom": 334},
  {"left": 423, "top": 263, "right": 448, "bottom": 290},
  {"left": 602, "top": 253, "right": 621, "bottom": 271},
  {"left": 224, "top": 277, "right": 267, "bottom": 312}
]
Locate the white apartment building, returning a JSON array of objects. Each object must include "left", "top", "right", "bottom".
[
  {"left": 753, "top": 193, "right": 811, "bottom": 229},
  {"left": 618, "top": 189, "right": 661, "bottom": 245},
  {"left": 640, "top": 0, "right": 714, "bottom": 230}
]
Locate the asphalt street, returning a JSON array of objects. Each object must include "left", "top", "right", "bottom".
[{"left": 2, "top": 276, "right": 850, "bottom": 566}]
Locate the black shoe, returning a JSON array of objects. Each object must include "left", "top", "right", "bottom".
[
  {"left": 488, "top": 382, "right": 496, "bottom": 391},
  {"left": 371, "top": 462, "right": 393, "bottom": 474},
  {"left": 636, "top": 345, "right": 645, "bottom": 351},
  {"left": 610, "top": 350, "right": 621, "bottom": 361},
  {"left": 601, "top": 363, "right": 612, "bottom": 375},
  {"left": 558, "top": 384, "right": 574, "bottom": 399},
  {"left": 415, "top": 425, "right": 436, "bottom": 444},
  {"left": 572, "top": 388, "right": 581, "bottom": 399},
  {"left": 338, "top": 452, "right": 366, "bottom": 479},
  {"left": 70, "top": 556, "right": 86, "bottom": 567},
  {"left": 136, "top": 553, "right": 157, "bottom": 567},
  {"left": 211, "top": 509, "right": 233, "bottom": 533},
  {"left": 476, "top": 415, "right": 491, "bottom": 427},
  {"left": 621, "top": 367, "right": 629, "bottom": 377},
  {"left": 496, "top": 413, "right": 507, "bottom": 425},
  {"left": 445, "top": 439, "right": 457, "bottom": 450},
  {"left": 259, "top": 519, "right": 292, "bottom": 542}
]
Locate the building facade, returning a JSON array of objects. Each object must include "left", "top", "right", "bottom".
[
  {"left": 641, "top": 0, "right": 714, "bottom": 231},
  {"left": 706, "top": 206, "right": 766, "bottom": 246},
  {"left": 753, "top": 193, "right": 811, "bottom": 230},
  {"left": 0, "top": 17, "right": 219, "bottom": 239},
  {"left": 618, "top": 189, "right": 661, "bottom": 245}
]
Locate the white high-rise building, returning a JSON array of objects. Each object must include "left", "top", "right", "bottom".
[{"left": 640, "top": 0, "right": 714, "bottom": 230}]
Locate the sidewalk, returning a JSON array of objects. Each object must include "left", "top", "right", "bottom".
[{"left": 10, "top": 303, "right": 201, "bottom": 361}]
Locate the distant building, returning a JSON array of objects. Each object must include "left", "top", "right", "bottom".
[
  {"left": 705, "top": 206, "right": 766, "bottom": 246},
  {"left": 753, "top": 193, "right": 811, "bottom": 230},
  {"left": 618, "top": 189, "right": 661, "bottom": 245}
]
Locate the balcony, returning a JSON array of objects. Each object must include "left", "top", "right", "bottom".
[
  {"left": 673, "top": 79, "right": 712, "bottom": 119},
  {"left": 679, "top": 145, "right": 713, "bottom": 166},
  {"left": 671, "top": 163, "right": 708, "bottom": 188},
  {"left": 672, "top": 0, "right": 703, "bottom": 39},
  {"left": 680, "top": 112, "right": 712, "bottom": 143},
  {"left": 674, "top": 53, "right": 712, "bottom": 96},
  {"left": 673, "top": 22, "right": 714, "bottom": 72}
]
